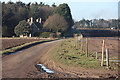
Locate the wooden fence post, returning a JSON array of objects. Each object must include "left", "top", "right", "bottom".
[
  {"left": 96, "top": 52, "right": 98, "bottom": 59},
  {"left": 101, "top": 40, "right": 105, "bottom": 66},
  {"left": 86, "top": 38, "right": 88, "bottom": 57},
  {"left": 106, "top": 48, "right": 109, "bottom": 66}
]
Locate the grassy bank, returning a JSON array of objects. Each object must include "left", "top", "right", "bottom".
[
  {"left": 1, "top": 39, "right": 58, "bottom": 55},
  {"left": 48, "top": 38, "right": 101, "bottom": 68},
  {"left": 47, "top": 38, "right": 119, "bottom": 71}
]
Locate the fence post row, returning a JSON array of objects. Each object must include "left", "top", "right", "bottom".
[
  {"left": 74, "top": 35, "right": 110, "bottom": 67},
  {"left": 75, "top": 37, "right": 109, "bottom": 67}
]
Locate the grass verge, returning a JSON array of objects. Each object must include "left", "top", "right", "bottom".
[
  {"left": 47, "top": 38, "right": 119, "bottom": 70},
  {"left": 0, "top": 39, "right": 58, "bottom": 55},
  {"left": 48, "top": 38, "right": 101, "bottom": 68}
]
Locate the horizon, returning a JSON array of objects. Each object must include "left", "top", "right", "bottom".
[{"left": 1, "top": 0, "right": 119, "bottom": 21}]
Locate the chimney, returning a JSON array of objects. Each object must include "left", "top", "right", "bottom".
[
  {"left": 27, "top": 19, "right": 30, "bottom": 22},
  {"left": 36, "top": 19, "right": 39, "bottom": 22},
  {"left": 39, "top": 18, "right": 42, "bottom": 23},
  {"left": 31, "top": 17, "right": 33, "bottom": 23}
]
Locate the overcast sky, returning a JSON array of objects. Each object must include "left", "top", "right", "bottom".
[{"left": 1, "top": 0, "right": 119, "bottom": 21}]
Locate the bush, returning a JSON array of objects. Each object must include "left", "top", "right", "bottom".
[{"left": 14, "top": 20, "right": 31, "bottom": 36}]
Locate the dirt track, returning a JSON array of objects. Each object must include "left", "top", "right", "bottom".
[{"left": 2, "top": 40, "right": 63, "bottom": 78}]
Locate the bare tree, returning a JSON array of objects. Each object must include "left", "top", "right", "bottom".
[{"left": 43, "top": 14, "right": 69, "bottom": 33}]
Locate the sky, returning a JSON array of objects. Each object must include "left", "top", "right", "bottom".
[{"left": 1, "top": 0, "right": 119, "bottom": 21}]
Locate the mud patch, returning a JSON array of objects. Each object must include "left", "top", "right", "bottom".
[
  {"left": 27, "top": 64, "right": 77, "bottom": 78},
  {"left": 36, "top": 64, "right": 54, "bottom": 73}
]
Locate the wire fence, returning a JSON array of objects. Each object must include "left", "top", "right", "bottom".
[{"left": 73, "top": 34, "right": 117, "bottom": 67}]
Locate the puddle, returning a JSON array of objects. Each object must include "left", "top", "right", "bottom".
[
  {"left": 34, "top": 64, "right": 81, "bottom": 78},
  {"left": 36, "top": 64, "right": 54, "bottom": 74},
  {"left": 9, "top": 51, "right": 22, "bottom": 55}
]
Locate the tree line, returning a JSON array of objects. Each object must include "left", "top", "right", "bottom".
[
  {"left": 2, "top": 1, "right": 74, "bottom": 37},
  {"left": 75, "top": 18, "right": 118, "bottom": 28}
]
